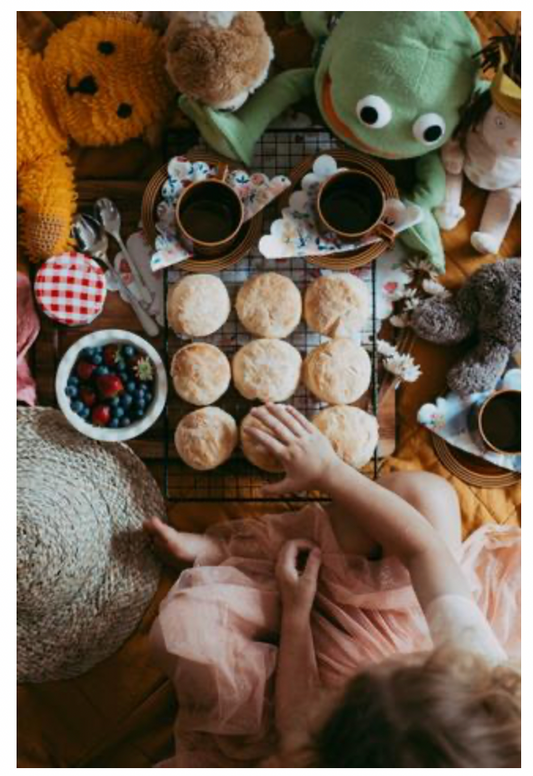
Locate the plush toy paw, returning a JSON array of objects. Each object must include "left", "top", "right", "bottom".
[
  {"left": 179, "top": 96, "right": 249, "bottom": 163},
  {"left": 471, "top": 231, "right": 502, "bottom": 255},
  {"left": 447, "top": 340, "right": 511, "bottom": 396},
  {"left": 434, "top": 204, "right": 465, "bottom": 231}
]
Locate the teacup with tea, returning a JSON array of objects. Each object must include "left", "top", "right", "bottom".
[
  {"left": 176, "top": 165, "right": 244, "bottom": 258},
  {"left": 316, "top": 169, "right": 394, "bottom": 244},
  {"left": 468, "top": 389, "right": 521, "bottom": 456}
]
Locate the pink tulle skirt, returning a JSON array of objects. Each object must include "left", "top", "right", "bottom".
[{"left": 150, "top": 505, "right": 521, "bottom": 768}]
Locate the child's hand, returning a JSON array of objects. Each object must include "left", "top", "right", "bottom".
[
  {"left": 245, "top": 403, "right": 339, "bottom": 496},
  {"left": 276, "top": 539, "right": 321, "bottom": 615}
]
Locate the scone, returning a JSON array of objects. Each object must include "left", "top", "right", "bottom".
[
  {"left": 304, "top": 273, "right": 371, "bottom": 337},
  {"left": 175, "top": 407, "right": 237, "bottom": 470},
  {"left": 233, "top": 339, "right": 302, "bottom": 402},
  {"left": 167, "top": 274, "right": 231, "bottom": 337},
  {"left": 303, "top": 339, "right": 371, "bottom": 404},
  {"left": 236, "top": 273, "right": 302, "bottom": 338},
  {"left": 313, "top": 405, "right": 378, "bottom": 469},
  {"left": 240, "top": 411, "right": 285, "bottom": 473},
  {"left": 171, "top": 343, "right": 231, "bottom": 406}
]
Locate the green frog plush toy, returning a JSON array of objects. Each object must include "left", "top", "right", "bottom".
[{"left": 180, "top": 12, "right": 480, "bottom": 272}]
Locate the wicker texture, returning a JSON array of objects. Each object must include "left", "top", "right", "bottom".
[{"left": 17, "top": 407, "right": 165, "bottom": 683}]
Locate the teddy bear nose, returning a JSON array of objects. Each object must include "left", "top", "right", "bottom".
[{"left": 66, "top": 75, "right": 99, "bottom": 97}]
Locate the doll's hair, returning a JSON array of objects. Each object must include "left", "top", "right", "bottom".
[
  {"left": 281, "top": 648, "right": 521, "bottom": 768},
  {"left": 453, "top": 87, "right": 493, "bottom": 140},
  {"left": 454, "top": 22, "right": 521, "bottom": 141}
]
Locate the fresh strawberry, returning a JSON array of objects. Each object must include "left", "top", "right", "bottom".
[
  {"left": 96, "top": 374, "right": 124, "bottom": 400},
  {"left": 79, "top": 387, "right": 97, "bottom": 408},
  {"left": 91, "top": 404, "right": 111, "bottom": 427},
  {"left": 103, "top": 344, "right": 122, "bottom": 367},
  {"left": 76, "top": 360, "right": 96, "bottom": 381}
]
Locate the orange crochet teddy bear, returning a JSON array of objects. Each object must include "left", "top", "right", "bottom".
[{"left": 17, "top": 14, "right": 173, "bottom": 262}]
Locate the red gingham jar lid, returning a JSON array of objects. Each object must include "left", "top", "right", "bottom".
[{"left": 35, "top": 253, "right": 107, "bottom": 327}]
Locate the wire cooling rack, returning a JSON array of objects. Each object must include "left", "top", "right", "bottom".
[{"left": 161, "top": 128, "right": 392, "bottom": 502}]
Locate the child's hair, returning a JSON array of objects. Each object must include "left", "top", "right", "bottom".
[{"left": 282, "top": 648, "right": 521, "bottom": 768}]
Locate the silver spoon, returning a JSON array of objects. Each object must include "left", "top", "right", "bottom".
[
  {"left": 72, "top": 214, "right": 159, "bottom": 338},
  {"left": 94, "top": 198, "right": 153, "bottom": 306}
]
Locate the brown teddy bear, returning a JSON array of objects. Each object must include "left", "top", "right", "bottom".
[{"left": 144, "top": 12, "right": 274, "bottom": 112}]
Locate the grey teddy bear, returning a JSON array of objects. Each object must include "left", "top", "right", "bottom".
[{"left": 411, "top": 258, "right": 521, "bottom": 396}]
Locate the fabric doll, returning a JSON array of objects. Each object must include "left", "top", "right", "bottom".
[
  {"left": 435, "top": 27, "right": 521, "bottom": 254},
  {"left": 17, "top": 15, "right": 173, "bottom": 262},
  {"left": 179, "top": 12, "right": 481, "bottom": 272}
]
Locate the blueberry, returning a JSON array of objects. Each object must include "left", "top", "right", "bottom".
[
  {"left": 110, "top": 396, "right": 121, "bottom": 407},
  {"left": 133, "top": 388, "right": 145, "bottom": 400},
  {"left": 126, "top": 381, "right": 137, "bottom": 394},
  {"left": 120, "top": 417, "right": 132, "bottom": 428},
  {"left": 67, "top": 375, "right": 80, "bottom": 387},
  {"left": 115, "top": 358, "right": 126, "bottom": 370},
  {"left": 120, "top": 393, "right": 133, "bottom": 408},
  {"left": 124, "top": 345, "right": 136, "bottom": 358},
  {"left": 112, "top": 406, "right": 125, "bottom": 419},
  {"left": 80, "top": 406, "right": 91, "bottom": 420},
  {"left": 95, "top": 366, "right": 109, "bottom": 376},
  {"left": 71, "top": 400, "right": 85, "bottom": 415},
  {"left": 109, "top": 418, "right": 120, "bottom": 429},
  {"left": 92, "top": 354, "right": 103, "bottom": 366},
  {"left": 144, "top": 391, "right": 153, "bottom": 405},
  {"left": 81, "top": 347, "right": 94, "bottom": 359},
  {"left": 133, "top": 407, "right": 146, "bottom": 419},
  {"left": 65, "top": 385, "right": 78, "bottom": 399}
]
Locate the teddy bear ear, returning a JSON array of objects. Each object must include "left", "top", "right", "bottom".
[{"left": 17, "top": 11, "right": 57, "bottom": 52}]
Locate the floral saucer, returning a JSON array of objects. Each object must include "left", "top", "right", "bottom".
[
  {"left": 259, "top": 154, "right": 423, "bottom": 264},
  {"left": 150, "top": 156, "right": 290, "bottom": 272},
  {"left": 418, "top": 368, "right": 521, "bottom": 474}
]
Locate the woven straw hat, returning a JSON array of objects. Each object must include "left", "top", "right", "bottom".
[{"left": 17, "top": 407, "right": 165, "bottom": 683}]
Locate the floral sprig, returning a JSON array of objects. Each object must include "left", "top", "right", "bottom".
[
  {"left": 389, "top": 257, "right": 451, "bottom": 328},
  {"left": 377, "top": 339, "right": 422, "bottom": 384}
]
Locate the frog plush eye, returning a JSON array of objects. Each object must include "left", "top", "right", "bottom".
[
  {"left": 356, "top": 96, "right": 392, "bottom": 129},
  {"left": 413, "top": 114, "right": 446, "bottom": 146}
]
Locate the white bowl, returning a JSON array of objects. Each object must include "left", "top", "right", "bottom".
[{"left": 56, "top": 329, "right": 168, "bottom": 442}]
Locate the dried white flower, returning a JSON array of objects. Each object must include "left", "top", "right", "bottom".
[
  {"left": 404, "top": 297, "right": 421, "bottom": 312},
  {"left": 377, "top": 339, "right": 398, "bottom": 357},
  {"left": 389, "top": 314, "right": 410, "bottom": 328},
  {"left": 422, "top": 279, "right": 452, "bottom": 298},
  {"left": 404, "top": 256, "right": 440, "bottom": 282},
  {"left": 384, "top": 352, "right": 422, "bottom": 383}
]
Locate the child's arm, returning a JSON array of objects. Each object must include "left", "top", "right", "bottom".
[
  {"left": 275, "top": 539, "right": 321, "bottom": 748},
  {"left": 246, "top": 404, "right": 472, "bottom": 611}
]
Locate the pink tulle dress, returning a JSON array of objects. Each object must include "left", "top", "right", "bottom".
[{"left": 150, "top": 505, "right": 521, "bottom": 768}]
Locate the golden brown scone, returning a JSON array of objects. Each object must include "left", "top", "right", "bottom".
[
  {"left": 304, "top": 273, "right": 370, "bottom": 337},
  {"left": 240, "top": 411, "right": 285, "bottom": 473},
  {"left": 175, "top": 407, "right": 237, "bottom": 470},
  {"left": 313, "top": 406, "right": 378, "bottom": 470},
  {"left": 303, "top": 339, "right": 371, "bottom": 405},
  {"left": 232, "top": 339, "right": 302, "bottom": 402},
  {"left": 171, "top": 343, "right": 231, "bottom": 406},
  {"left": 236, "top": 272, "right": 302, "bottom": 338},
  {"left": 167, "top": 274, "right": 231, "bottom": 337}
]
